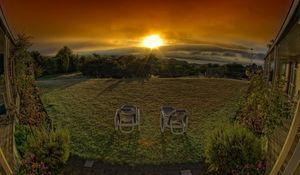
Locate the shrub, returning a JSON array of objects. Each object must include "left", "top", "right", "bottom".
[
  {"left": 13, "top": 34, "right": 50, "bottom": 128},
  {"left": 204, "top": 125, "right": 263, "bottom": 174},
  {"left": 34, "top": 65, "right": 44, "bottom": 79},
  {"left": 19, "top": 128, "right": 70, "bottom": 175},
  {"left": 18, "top": 153, "right": 51, "bottom": 175},
  {"left": 15, "top": 125, "right": 32, "bottom": 156},
  {"left": 237, "top": 70, "right": 293, "bottom": 135}
]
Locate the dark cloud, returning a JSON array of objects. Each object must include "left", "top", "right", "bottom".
[
  {"left": 223, "top": 52, "right": 237, "bottom": 57},
  {"left": 30, "top": 40, "right": 126, "bottom": 55},
  {"left": 91, "top": 44, "right": 264, "bottom": 65}
]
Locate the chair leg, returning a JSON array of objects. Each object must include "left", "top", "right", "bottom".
[
  {"left": 160, "top": 114, "right": 164, "bottom": 133},
  {"left": 114, "top": 112, "right": 119, "bottom": 131},
  {"left": 170, "top": 121, "right": 185, "bottom": 135},
  {"left": 184, "top": 117, "right": 188, "bottom": 132},
  {"left": 137, "top": 109, "right": 140, "bottom": 131},
  {"left": 119, "top": 119, "right": 135, "bottom": 134}
]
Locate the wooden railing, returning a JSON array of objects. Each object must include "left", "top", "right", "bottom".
[
  {"left": 0, "top": 148, "right": 13, "bottom": 175},
  {"left": 282, "top": 139, "right": 300, "bottom": 175},
  {"left": 269, "top": 100, "right": 300, "bottom": 175}
]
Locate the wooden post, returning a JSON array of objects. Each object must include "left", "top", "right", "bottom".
[
  {"left": 1, "top": 34, "right": 16, "bottom": 175},
  {"left": 4, "top": 35, "right": 12, "bottom": 106}
]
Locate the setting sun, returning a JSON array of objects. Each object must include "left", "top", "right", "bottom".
[{"left": 142, "top": 35, "right": 163, "bottom": 49}]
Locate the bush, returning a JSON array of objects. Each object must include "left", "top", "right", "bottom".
[
  {"left": 80, "top": 55, "right": 157, "bottom": 78},
  {"left": 13, "top": 34, "right": 50, "bottom": 128},
  {"left": 15, "top": 125, "right": 32, "bottom": 156},
  {"left": 19, "top": 128, "right": 70, "bottom": 175},
  {"left": 204, "top": 125, "right": 264, "bottom": 174},
  {"left": 18, "top": 153, "right": 51, "bottom": 175},
  {"left": 237, "top": 70, "right": 293, "bottom": 135}
]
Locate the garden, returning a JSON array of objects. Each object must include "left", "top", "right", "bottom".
[{"left": 13, "top": 35, "right": 293, "bottom": 175}]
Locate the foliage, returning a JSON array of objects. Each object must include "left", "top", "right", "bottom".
[
  {"left": 42, "top": 57, "right": 59, "bottom": 75},
  {"left": 237, "top": 70, "right": 293, "bottom": 135},
  {"left": 12, "top": 35, "right": 70, "bottom": 174},
  {"left": 12, "top": 34, "right": 49, "bottom": 127},
  {"left": 157, "top": 58, "right": 201, "bottom": 77},
  {"left": 80, "top": 53, "right": 251, "bottom": 79},
  {"left": 29, "top": 45, "right": 254, "bottom": 79},
  {"left": 204, "top": 125, "right": 264, "bottom": 174},
  {"left": 30, "top": 51, "right": 45, "bottom": 78},
  {"left": 80, "top": 54, "right": 157, "bottom": 78},
  {"left": 18, "top": 152, "right": 51, "bottom": 175},
  {"left": 224, "top": 63, "right": 246, "bottom": 79},
  {"left": 55, "top": 46, "right": 72, "bottom": 73},
  {"left": 30, "top": 47, "right": 81, "bottom": 77},
  {"left": 15, "top": 125, "right": 32, "bottom": 156},
  {"left": 18, "top": 128, "right": 70, "bottom": 175}
]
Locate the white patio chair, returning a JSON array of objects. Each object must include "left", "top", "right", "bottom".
[
  {"left": 160, "top": 106, "right": 188, "bottom": 135},
  {"left": 115, "top": 105, "right": 140, "bottom": 133}
]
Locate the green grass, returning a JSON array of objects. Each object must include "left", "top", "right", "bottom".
[{"left": 38, "top": 74, "right": 248, "bottom": 165}]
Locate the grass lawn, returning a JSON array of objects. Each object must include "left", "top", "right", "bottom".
[{"left": 38, "top": 73, "right": 248, "bottom": 165}]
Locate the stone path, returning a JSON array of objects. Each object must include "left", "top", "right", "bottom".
[{"left": 63, "top": 157, "right": 218, "bottom": 175}]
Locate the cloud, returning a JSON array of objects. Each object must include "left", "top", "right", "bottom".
[
  {"left": 3, "top": 0, "right": 292, "bottom": 56},
  {"left": 90, "top": 43, "right": 265, "bottom": 65},
  {"left": 30, "top": 38, "right": 129, "bottom": 55}
]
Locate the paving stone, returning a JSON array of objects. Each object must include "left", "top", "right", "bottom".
[
  {"left": 84, "top": 160, "right": 95, "bottom": 168},
  {"left": 181, "top": 170, "right": 192, "bottom": 175}
]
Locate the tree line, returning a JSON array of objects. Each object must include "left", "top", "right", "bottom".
[{"left": 30, "top": 46, "right": 260, "bottom": 79}]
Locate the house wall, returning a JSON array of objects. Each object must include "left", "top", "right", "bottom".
[
  {"left": 266, "top": 55, "right": 300, "bottom": 175},
  {"left": 0, "top": 26, "right": 16, "bottom": 175},
  {"left": 264, "top": 42, "right": 300, "bottom": 174},
  {"left": 285, "top": 63, "right": 291, "bottom": 93}
]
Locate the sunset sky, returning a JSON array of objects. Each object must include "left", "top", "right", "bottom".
[{"left": 0, "top": 0, "right": 293, "bottom": 62}]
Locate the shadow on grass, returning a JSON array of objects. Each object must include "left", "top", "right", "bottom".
[
  {"left": 96, "top": 80, "right": 123, "bottom": 97},
  {"left": 160, "top": 134, "right": 167, "bottom": 160},
  {"left": 160, "top": 133, "right": 200, "bottom": 162},
  {"left": 57, "top": 78, "right": 88, "bottom": 91},
  {"left": 37, "top": 77, "right": 88, "bottom": 94},
  {"left": 101, "top": 130, "right": 140, "bottom": 164},
  {"left": 96, "top": 78, "right": 150, "bottom": 97},
  {"left": 181, "top": 134, "right": 201, "bottom": 160}
]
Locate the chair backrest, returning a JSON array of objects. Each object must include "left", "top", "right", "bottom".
[
  {"left": 161, "top": 106, "right": 176, "bottom": 115},
  {"left": 171, "top": 109, "right": 187, "bottom": 121},
  {"left": 119, "top": 105, "right": 136, "bottom": 121}
]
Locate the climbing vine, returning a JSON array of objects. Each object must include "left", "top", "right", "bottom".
[
  {"left": 237, "top": 70, "right": 293, "bottom": 136},
  {"left": 11, "top": 34, "right": 49, "bottom": 127}
]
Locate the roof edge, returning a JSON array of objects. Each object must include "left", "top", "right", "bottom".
[
  {"left": 0, "top": 5, "right": 16, "bottom": 45},
  {"left": 266, "top": 0, "right": 299, "bottom": 56}
]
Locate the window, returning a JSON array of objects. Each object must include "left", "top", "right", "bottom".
[
  {"left": 288, "top": 63, "right": 297, "bottom": 98},
  {"left": 269, "top": 60, "right": 275, "bottom": 82},
  {"left": 280, "top": 62, "right": 287, "bottom": 80}
]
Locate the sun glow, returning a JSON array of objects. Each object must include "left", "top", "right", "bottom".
[{"left": 142, "top": 35, "right": 163, "bottom": 49}]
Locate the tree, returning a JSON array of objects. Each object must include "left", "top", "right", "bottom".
[
  {"left": 30, "top": 51, "right": 44, "bottom": 78},
  {"left": 56, "top": 46, "right": 73, "bottom": 73},
  {"left": 68, "top": 54, "right": 80, "bottom": 72}
]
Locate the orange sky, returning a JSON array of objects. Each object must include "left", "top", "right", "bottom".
[{"left": 0, "top": 0, "right": 293, "bottom": 55}]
